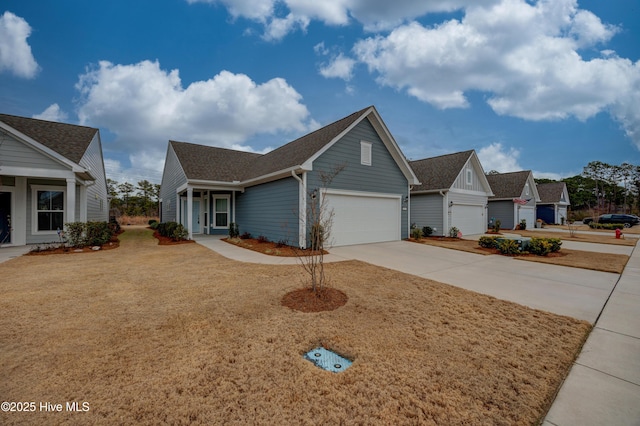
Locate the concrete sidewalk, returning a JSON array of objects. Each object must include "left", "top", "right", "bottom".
[{"left": 543, "top": 241, "right": 640, "bottom": 426}]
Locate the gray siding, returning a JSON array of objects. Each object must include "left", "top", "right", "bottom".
[
  {"left": 0, "top": 130, "right": 68, "bottom": 170},
  {"left": 488, "top": 200, "right": 514, "bottom": 229},
  {"left": 160, "top": 145, "right": 187, "bottom": 223},
  {"left": 452, "top": 162, "right": 486, "bottom": 192},
  {"left": 80, "top": 134, "right": 108, "bottom": 221},
  {"left": 235, "top": 177, "right": 299, "bottom": 244},
  {"left": 308, "top": 118, "right": 410, "bottom": 238},
  {"left": 411, "top": 194, "right": 444, "bottom": 235}
]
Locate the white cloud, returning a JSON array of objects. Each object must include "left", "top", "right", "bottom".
[
  {"left": 352, "top": 0, "right": 640, "bottom": 149},
  {"left": 75, "top": 60, "right": 313, "bottom": 176},
  {"left": 32, "top": 104, "right": 68, "bottom": 122},
  {"left": 319, "top": 53, "right": 356, "bottom": 80},
  {"left": 186, "top": 0, "right": 498, "bottom": 39},
  {"left": 477, "top": 143, "right": 521, "bottom": 173},
  {"left": 0, "top": 11, "right": 39, "bottom": 78}
]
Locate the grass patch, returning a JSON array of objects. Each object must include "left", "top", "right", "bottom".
[{"left": 0, "top": 227, "right": 590, "bottom": 425}]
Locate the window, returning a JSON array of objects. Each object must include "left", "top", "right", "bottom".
[
  {"left": 361, "top": 141, "right": 372, "bottom": 166},
  {"left": 466, "top": 169, "right": 473, "bottom": 186},
  {"left": 213, "top": 196, "right": 229, "bottom": 228},
  {"left": 33, "top": 187, "right": 65, "bottom": 233},
  {"left": 525, "top": 183, "right": 530, "bottom": 196}
]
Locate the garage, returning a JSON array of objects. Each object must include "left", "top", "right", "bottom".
[
  {"left": 517, "top": 206, "right": 536, "bottom": 229},
  {"left": 451, "top": 204, "right": 486, "bottom": 236},
  {"left": 323, "top": 190, "right": 401, "bottom": 247}
]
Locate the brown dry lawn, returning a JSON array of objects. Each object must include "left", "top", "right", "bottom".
[{"left": 0, "top": 227, "right": 591, "bottom": 425}]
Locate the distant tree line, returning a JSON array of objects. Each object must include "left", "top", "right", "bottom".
[
  {"left": 535, "top": 161, "right": 640, "bottom": 216},
  {"left": 107, "top": 179, "right": 160, "bottom": 217}
]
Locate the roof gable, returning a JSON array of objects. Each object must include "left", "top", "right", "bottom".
[
  {"left": 537, "top": 182, "right": 570, "bottom": 204},
  {"left": 0, "top": 114, "right": 97, "bottom": 164},
  {"left": 486, "top": 170, "right": 540, "bottom": 201},
  {"left": 169, "top": 106, "right": 419, "bottom": 186},
  {"left": 410, "top": 150, "right": 477, "bottom": 192}
]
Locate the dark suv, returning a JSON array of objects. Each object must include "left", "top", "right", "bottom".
[{"left": 583, "top": 214, "right": 640, "bottom": 228}]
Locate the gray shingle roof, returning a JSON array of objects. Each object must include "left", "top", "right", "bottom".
[
  {"left": 537, "top": 182, "right": 567, "bottom": 204},
  {"left": 0, "top": 113, "right": 97, "bottom": 164},
  {"left": 169, "top": 141, "right": 261, "bottom": 181},
  {"left": 486, "top": 171, "right": 532, "bottom": 199},
  {"left": 409, "top": 150, "right": 474, "bottom": 192},
  {"left": 171, "top": 106, "right": 372, "bottom": 182}
]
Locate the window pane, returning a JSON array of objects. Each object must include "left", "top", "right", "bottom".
[
  {"left": 215, "top": 198, "right": 227, "bottom": 211},
  {"left": 51, "top": 212, "right": 64, "bottom": 230},
  {"left": 38, "top": 212, "right": 52, "bottom": 231},
  {"left": 38, "top": 191, "right": 51, "bottom": 210},
  {"left": 215, "top": 213, "right": 228, "bottom": 227},
  {"left": 50, "top": 191, "right": 64, "bottom": 210}
]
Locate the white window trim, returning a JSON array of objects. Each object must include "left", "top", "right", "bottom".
[
  {"left": 525, "top": 183, "right": 530, "bottom": 196},
  {"left": 212, "top": 195, "right": 230, "bottom": 229},
  {"left": 30, "top": 185, "right": 66, "bottom": 235},
  {"left": 360, "top": 141, "right": 372, "bottom": 166},
  {"left": 466, "top": 169, "right": 473, "bottom": 186}
]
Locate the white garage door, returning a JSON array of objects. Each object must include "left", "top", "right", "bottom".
[
  {"left": 323, "top": 190, "right": 401, "bottom": 247},
  {"left": 451, "top": 204, "right": 485, "bottom": 236},
  {"left": 517, "top": 206, "right": 536, "bottom": 229}
]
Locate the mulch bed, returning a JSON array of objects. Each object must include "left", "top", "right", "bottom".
[
  {"left": 152, "top": 231, "right": 196, "bottom": 245},
  {"left": 281, "top": 287, "right": 348, "bottom": 312},
  {"left": 222, "top": 237, "right": 327, "bottom": 257},
  {"left": 27, "top": 236, "right": 120, "bottom": 255}
]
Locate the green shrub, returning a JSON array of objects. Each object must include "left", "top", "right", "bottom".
[
  {"left": 148, "top": 219, "right": 158, "bottom": 226},
  {"left": 449, "top": 227, "right": 460, "bottom": 238},
  {"left": 65, "top": 222, "right": 86, "bottom": 247},
  {"left": 493, "top": 219, "right": 501, "bottom": 233},
  {"left": 422, "top": 226, "right": 433, "bottom": 236},
  {"left": 519, "top": 219, "right": 527, "bottom": 230},
  {"left": 478, "top": 236, "right": 499, "bottom": 249},
  {"left": 172, "top": 224, "right": 188, "bottom": 241},
  {"left": 589, "top": 223, "right": 625, "bottom": 230},
  {"left": 412, "top": 227, "right": 423, "bottom": 239},
  {"left": 229, "top": 222, "right": 240, "bottom": 238},
  {"left": 529, "top": 238, "right": 552, "bottom": 256},
  {"left": 497, "top": 239, "right": 520, "bottom": 255},
  {"left": 547, "top": 238, "right": 562, "bottom": 253},
  {"left": 85, "top": 221, "right": 112, "bottom": 246},
  {"left": 149, "top": 221, "right": 159, "bottom": 230}
]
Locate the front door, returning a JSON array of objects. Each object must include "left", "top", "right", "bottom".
[
  {"left": 192, "top": 200, "right": 201, "bottom": 234},
  {"left": 0, "top": 192, "right": 11, "bottom": 244}
]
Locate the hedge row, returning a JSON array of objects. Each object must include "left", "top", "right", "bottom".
[{"left": 478, "top": 236, "right": 562, "bottom": 256}]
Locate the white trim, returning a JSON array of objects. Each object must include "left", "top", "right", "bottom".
[
  {"left": 212, "top": 195, "right": 230, "bottom": 229},
  {"left": 466, "top": 168, "right": 473, "bottom": 186},
  {"left": 324, "top": 188, "right": 402, "bottom": 199},
  {"left": 0, "top": 186, "right": 16, "bottom": 246},
  {"left": 30, "top": 185, "right": 66, "bottom": 236},
  {"left": 0, "top": 165, "right": 76, "bottom": 180}
]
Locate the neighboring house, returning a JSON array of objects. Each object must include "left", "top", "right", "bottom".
[
  {"left": 159, "top": 106, "right": 420, "bottom": 247},
  {"left": 409, "top": 150, "right": 494, "bottom": 236},
  {"left": 0, "top": 114, "right": 109, "bottom": 246},
  {"left": 486, "top": 171, "right": 541, "bottom": 230},
  {"left": 536, "top": 182, "right": 570, "bottom": 225}
]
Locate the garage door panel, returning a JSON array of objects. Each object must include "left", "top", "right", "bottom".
[
  {"left": 451, "top": 205, "right": 485, "bottom": 236},
  {"left": 324, "top": 192, "right": 400, "bottom": 247}
]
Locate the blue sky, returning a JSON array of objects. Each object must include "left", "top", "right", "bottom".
[{"left": 1, "top": 0, "right": 639, "bottom": 184}]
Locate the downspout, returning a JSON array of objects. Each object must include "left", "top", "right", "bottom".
[{"left": 291, "top": 170, "right": 306, "bottom": 248}]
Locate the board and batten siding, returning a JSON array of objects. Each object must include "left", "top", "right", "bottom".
[
  {"left": 79, "top": 134, "right": 108, "bottom": 221},
  {"left": 410, "top": 194, "right": 445, "bottom": 235},
  {"left": 307, "top": 118, "right": 410, "bottom": 238},
  {"left": 159, "top": 146, "right": 188, "bottom": 223},
  {"left": 451, "top": 162, "right": 486, "bottom": 193},
  {"left": 0, "top": 130, "right": 69, "bottom": 171},
  {"left": 235, "top": 177, "right": 299, "bottom": 244}
]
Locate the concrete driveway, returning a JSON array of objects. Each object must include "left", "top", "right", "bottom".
[{"left": 329, "top": 241, "right": 620, "bottom": 323}]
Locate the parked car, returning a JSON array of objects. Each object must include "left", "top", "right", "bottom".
[{"left": 583, "top": 214, "right": 640, "bottom": 227}]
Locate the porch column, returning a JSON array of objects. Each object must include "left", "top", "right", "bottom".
[
  {"left": 187, "top": 187, "right": 193, "bottom": 240},
  {"left": 79, "top": 185, "right": 88, "bottom": 222},
  {"left": 66, "top": 178, "right": 76, "bottom": 223}
]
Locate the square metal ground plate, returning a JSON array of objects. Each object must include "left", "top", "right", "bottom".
[{"left": 304, "top": 347, "right": 352, "bottom": 373}]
